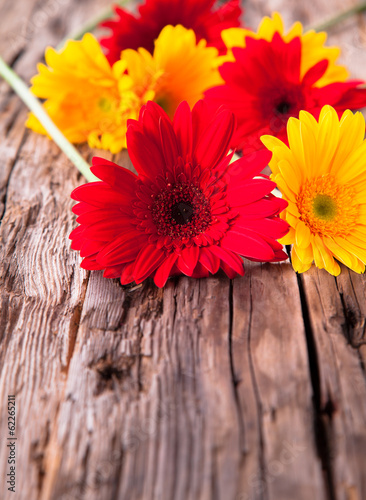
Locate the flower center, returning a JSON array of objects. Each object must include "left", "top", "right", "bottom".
[
  {"left": 98, "top": 97, "right": 113, "bottom": 112},
  {"left": 275, "top": 100, "right": 292, "bottom": 115},
  {"left": 151, "top": 182, "right": 212, "bottom": 241},
  {"left": 296, "top": 174, "right": 358, "bottom": 237},
  {"left": 171, "top": 202, "right": 194, "bottom": 225},
  {"left": 312, "top": 194, "right": 338, "bottom": 221},
  {"left": 261, "top": 85, "right": 306, "bottom": 136}
]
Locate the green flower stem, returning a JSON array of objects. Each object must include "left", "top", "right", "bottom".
[
  {"left": 56, "top": 0, "right": 131, "bottom": 50},
  {"left": 308, "top": 1, "right": 366, "bottom": 32},
  {"left": 0, "top": 56, "right": 98, "bottom": 183}
]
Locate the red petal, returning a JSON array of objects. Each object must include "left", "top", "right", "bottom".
[
  {"left": 235, "top": 216, "right": 289, "bottom": 239},
  {"left": 91, "top": 158, "right": 138, "bottom": 195},
  {"left": 72, "top": 202, "right": 96, "bottom": 216},
  {"left": 199, "top": 247, "right": 220, "bottom": 274},
  {"left": 180, "top": 246, "right": 200, "bottom": 275},
  {"left": 220, "top": 260, "right": 240, "bottom": 279},
  {"left": 227, "top": 179, "right": 276, "bottom": 206},
  {"left": 126, "top": 129, "right": 165, "bottom": 179},
  {"left": 228, "top": 150, "right": 272, "bottom": 181},
  {"left": 221, "top": 229, "right": 275, "bottom": 260},
  {"left": 97, "top": 231, "right": 146, "bottom": 266},
  {"left": 176, "top": 255, "right": 193, "bottom": 276},
  {"left": 190, "top": 262, "right": 210, "bottom": 278},
  {"left": 302, "top": 59, "right": 328, "bottom": 86},
  {"left": 80, "top": 240, "right": 107, "bottom": 258},
  {"left": 103, "top": 265, "right": 125, "bottom": 279},
  {"left": 210, "top": 246, "right": 245, "bottom": 275},
  {"left": 272, "top": 248, "right": 289, "bottom": 261},
  {"left": 69, "top": 225, "right": 84, "bottom": 241},
  {"left": 76, "top": 208, "right": 126, "bottom": 225},
  {"left": 133, "top": 244, "right": 166, "bottom": 283},
  {"left": 237, "top": 197, "right": 287, "bottom": 218},
  {"left": 328, "top": 81, "right": 366, "bottom": 109},
  {"left": 143, "top": 101, "right": 172, "bottom": 134},
  {"left": 82, "top": 217, "right": 134, "bottom": 241},
  {"left": 120, "top": 261, "right": 135, "bottom": 285},
  {"left": 173, "top": 101, "right": 193, "bottom": 158},
  {"left": 154, "top": 252, "right": 178, "bottom": 287},
  {"left": 159, "top": 115, "right": 179, "bottom": 169},
  {"left": 81, "top": 256, "right": 104, "bottom": 271},
  {"left": 71, "top": 183, "right": 131, "bottom": 208},
  {"left": 248, "top": 247, "right": 288, "bottom": 262},
  {"left": 191, "top": 100, "right": 212, "bottom": 151},
  {"left": 194, "top": 109, "right": 235, "bottom": 170}
]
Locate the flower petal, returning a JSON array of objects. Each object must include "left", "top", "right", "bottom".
[
  {"left": 221, "top": 229, "right": 275, "bottom": 260},
  {"left": 154, "top": 253, "right": 178, "bottom": 287},
  {"left": 133, "top": 244, "right": 167, "bottom": 283},
  {"left": 194, "top": 109, "right": 235, "bottom": 170}
]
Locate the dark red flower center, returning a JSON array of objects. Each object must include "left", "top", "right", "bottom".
[
  {"left": 262, "top": 84, "right": 305, "bottom": 115},
  {"left": 151, "top": 182, "right": 212, "bottom": 241},
  {"left": 259, "top": 85, "right": 306, "bottom": 136},
  {"left": 171, "top": 201, "right": 194, "bottom": 224},
  {"left": 275, "top": 100, "right": 292, "bottom": 116}
]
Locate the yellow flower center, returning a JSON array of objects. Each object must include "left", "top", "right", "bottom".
[
  {"left": 98, "top": 97, "right": 113, "bottom": 113},
  {"left": 312, "top": 194, "right": 338, "bottom": 221},
  {"left": 296, "top": 174, "right": 358, "bottom": 237}
]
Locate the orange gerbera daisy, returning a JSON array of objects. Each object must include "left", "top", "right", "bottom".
[{"left": 27, "top": 27, "right": 222, "bottom": 153}]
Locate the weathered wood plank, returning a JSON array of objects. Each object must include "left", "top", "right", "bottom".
[
  {"left": 0, "top": 3, "right": 112, "bottom": 500},
  {"left": 0, "top": 132, "right": 90, "bottom": 500},
  {"left": 40, "top": 276, "right": 244, "bottom": 500},
  {"left": 301, "top": 268, "right": 366, "bottom": 499},
  {"left": 232, "top": 262, "right": 326, "bottom": 500}
]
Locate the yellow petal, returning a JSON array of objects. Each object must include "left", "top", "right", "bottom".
[
  {"left": 326, "top": 236, "right": 363, "bottom": 268},
  {"left": 311, "top": 239, "right": 324, "bottom": 269},
  {"left": 295, "top": 220, "right": 311, "bottom": 248},
  {"left": 334, "top": 140, "right": 366, "bottom": 185},
  {"left": 316, "top": 106, "right": 340, "bottom": 175},
  {"left": 221, "top": 28, "right": 247, "bottom": 50},
  {"left": 274, "top": 174, "right": 297, "bottom": 203},
  {"left": 295, "top": 242, "right": 314, "bottom": 263},
  {"left": 279, "top": 227, "right": 295, "bottom": 245},
  {"left": 291, "top": 246, "right": 312, "bottom": 273},
  {"left": 287, "top": 117, "right": 305, "bottom": 171},
  {"left": 286, "top": 201, "right": 301, "bottom": 218},
  {"left": 314, "top": 234, "right": 340, "bottom": 275},
  {"left": 278, "top": 159, "right": 301, "bottom": 194}
]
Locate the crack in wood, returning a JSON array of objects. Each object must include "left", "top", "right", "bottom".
[
  {"left": 296, "top": 273, "right": 337, "bottom": 500},
  {"left": 228, "top": 280, "right": 246, "bottom": 457},
  {"left": 63, "top": 274, "right": 90, "bottom": 373},
  {"left": 0, "top": 128, "right": 28, "bottom": 223},
  {"left": 246, "top": 271, "right": 268, "bottom": 500},
  {"left": 335, "top": 275, "right": 366, "bottom": 348}
]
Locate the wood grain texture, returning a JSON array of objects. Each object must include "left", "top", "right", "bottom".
[{"left": 0, "top": 1, "right": 366, "bottom": 499}]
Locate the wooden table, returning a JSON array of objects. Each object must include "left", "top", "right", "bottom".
[{"left": 0, "top": 1, "right": 366, "bottom": 499}]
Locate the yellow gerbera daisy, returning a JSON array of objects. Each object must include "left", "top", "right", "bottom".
[
  {"left": 27, "top": 26, "right": 222, "bottom": 153},
  {"left": 221, "top": 12, "right": 348, "bottom": 87},
  {"left": 262, "top": 105, "right": 366, "bottom": 276},
  {"left": 27, "top": 33, "right": 159, "bottom": 153}
]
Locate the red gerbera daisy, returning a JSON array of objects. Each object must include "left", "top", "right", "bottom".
[
  {"left": 69, "top": 100, "right": 289, "bottom": 287},
  {"left": 100, "top": 0, "right": 242, "bottom": 64},
  {"left": 204, "top": 34, "right": 366, "bottom": 153}
]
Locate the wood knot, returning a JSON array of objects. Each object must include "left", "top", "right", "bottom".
[{"left": 90, "top": 355, "right": 137, "bottom": 396}]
